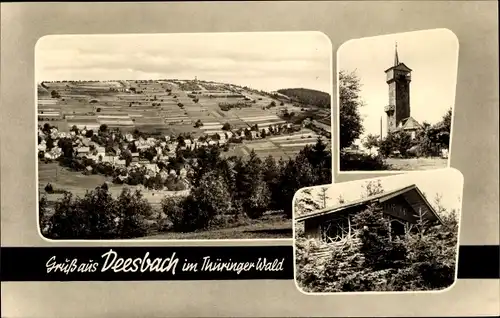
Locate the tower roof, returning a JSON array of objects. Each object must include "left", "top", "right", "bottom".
[
  {"left": 384, "top": 42, "right": 413, "bottom": 73},
  {"left": 394, "top": 42, "right": 400, "bottom": 66}
]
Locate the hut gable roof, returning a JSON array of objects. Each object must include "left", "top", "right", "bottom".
[{"left": 296, "top": 184, "right": 443, "bottom": 224}]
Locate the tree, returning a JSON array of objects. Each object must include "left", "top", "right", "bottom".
[
  {"left": 143, "top": 147, "right": 157, "bottom": 162},
  {"left": 51, "top": 90, "right": 60, "bottom": 98},
  {"left": 46, "top": 187, "right": 116, "bottom": 239},
  {"left": 44, "top": 183, "right": 54, "bottom": 193},
  {"left": 121, "top": 149, "right": 133, "bottom": 167},
  {"left": 42, "top": 123, "right": 51, "bottom": 134},
  {"left": 222, "top": 123, "right": 232, "bottom": 131},
  {"left": 339, "top": 70, "right": 364, "bottom": 149},
  {"left": 433, "top": 108, "right": 452, "bottom": 150},
  {"left": 245, "top": 183, "right": 271, "bottom": 219},
  {"left": 318, "top": 187, "right": 330, "bottom": 209},
  {"left": 363, "top": 134, "right": 381, "bottom": 150},
  {"left": 114, "top": 188, "right": 152, "bottom": 238},
  {"left": 379, "top": 130, "right": 414, "bottom": 158},
  {"left": 45, "top": 136, "right": 54, "bottom": 150},
  {"left": 165, "top": 171, "right": 233, "bottom": 232},
  {"left": 194, "top": 119, "right": 203, "bottom": 128},
  {"left": 99, "top": 124, "right": 108, "bottom": 133},
  {"left": 85, "top": 130, "right": 94, "bottom": 138},
  {"left": 58, "top": 138, "right": 74, "bottom": 159},
  {"left": 295, "top": 189, "right": 322, "bottom": 216},
  {"left": 39, "top": 194, "right": 51, "bottom": 236},
  {"left": 362, "top": 179, "right": 384, "bottom": 197}
]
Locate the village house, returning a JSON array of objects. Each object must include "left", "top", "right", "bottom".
[
  {"left": 159, "top": 169, "right": 169, "bottom": 181},
  {"left": 38, "top": 141, "right": 47, "bottom": 152},
  {"left": 101, "top": 155, "right": 118, "bottom": 164},
  {"left": 146, "top": 137, "right": 156, "bottom": 146},
  {"left": 296, "top": 184, "right": 443, "bottom": 243},
  {"left": 84, "top": 166, "right": 93, "bottom": 175},
  {"left": 96, "top": 146, "right": 106, "bottom": 156},
  {"left": 123, "top": 133, "right": 134, "bottom": 142},
  {"left": 114, "top": 160, "right": 126, "bottom": 169},
  {"left": 118, "top": 174, "right": 128, "bottom": 182},
  {"left": 157, "top": 154, "right": 169, "bottom": 162},
  {"left": 76, "top": 146, "right": 90, "bottom": 158},
  {"left": 44, "top": 147, "right": 62, "bottom": 160}
]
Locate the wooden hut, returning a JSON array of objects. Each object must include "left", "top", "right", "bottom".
[{"left": 296, "top": 184, "right": 443, "bottom": 242}]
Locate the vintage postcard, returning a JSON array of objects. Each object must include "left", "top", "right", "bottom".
[{"left": 1, "top": 2, "right": 498, "bottom": 317}]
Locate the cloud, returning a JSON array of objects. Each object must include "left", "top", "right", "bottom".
[{"left": 35, "top": 32, "right": 332, "bottom": 92}]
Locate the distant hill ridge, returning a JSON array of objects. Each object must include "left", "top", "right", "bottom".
[{"left": 276, "top": 88, "right": 331, "bottom": 108}]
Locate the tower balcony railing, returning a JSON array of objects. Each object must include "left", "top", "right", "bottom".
[{"left": 384, "top": 105, "right": 395, "bottom": 113}]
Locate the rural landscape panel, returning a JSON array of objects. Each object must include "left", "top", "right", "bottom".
[{"left": 36, "top": 32, "right": 334, "bottom": 240}]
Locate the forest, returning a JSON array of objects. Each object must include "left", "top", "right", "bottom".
[
  {"left": 277, "top": 88, "right": 331, "bottom": 108},
  {"left": 40, "top": 138, "right": 332, "bottom": 239}
]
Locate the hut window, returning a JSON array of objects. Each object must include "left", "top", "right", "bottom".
[
  {"left": 320, "top": 216, "right": 351, "bottom": 242},
  {"left": 390, "top": 219, "right": 406, "bottom": 237}
]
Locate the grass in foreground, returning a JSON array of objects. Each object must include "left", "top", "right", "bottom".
[
  {"left": 385, "top": 157, "right": 448, "bottom": 171},
  {"left": 140, "top": 214, "right": 292, "bottom": 240}
]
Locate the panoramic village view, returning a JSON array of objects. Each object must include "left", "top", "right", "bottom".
[
  {"left": 338, "top": 29, "right": 457, "bottom": 171},
  {"left": 37, "top": 32, "right": 333, "bottom": 240}
]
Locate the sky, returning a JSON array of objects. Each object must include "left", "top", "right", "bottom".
[
  {"left": 35, "top": 32, "right": 332, "bottom": 93},
  {"left": 296, "top": 168, "right": 464, "bottom": 216},
  {"left": 337, "top": 28, "right": 459, "bottom": 142}
]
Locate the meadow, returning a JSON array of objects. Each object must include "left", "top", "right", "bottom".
[
  {"left": 39, "top": 79, "right": 330, "bottom": 159},
  {"left": 385, "top": 157, "right": 448, "bottom": 171}
]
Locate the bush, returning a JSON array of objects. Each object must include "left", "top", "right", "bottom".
[
  {"left": 44, "top": 183, "right": 54, "bottom": 193},
  {"left": 45, "top": 186, "right": 154, "bottom": 239},
  {"left": 194, "top": 119, "right": 203, "bottom": 128},
  {"left": 339, "top": 151, "right": 391, "bottom": 171}
]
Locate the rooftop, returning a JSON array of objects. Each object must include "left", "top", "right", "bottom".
[{"left": 296, "top": 184, "right": 442, "bottom": 224}]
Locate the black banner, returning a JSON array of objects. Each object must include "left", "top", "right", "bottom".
[{"left": 0, "top": 245, "right": 498, "bottom": 281}]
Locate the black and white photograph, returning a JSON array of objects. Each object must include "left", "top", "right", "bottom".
[
  {"left": 294, "top": 168, "right": 463, "bottom": 293},
  {"left": 36, "top": 32, "right": 333, "bottom": 240},
  {"left": 338, "top": 29, "right": 458, "bottom": 172},
  {"left": 2, "top": 2, "right": 499, "bottom": 317}
]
